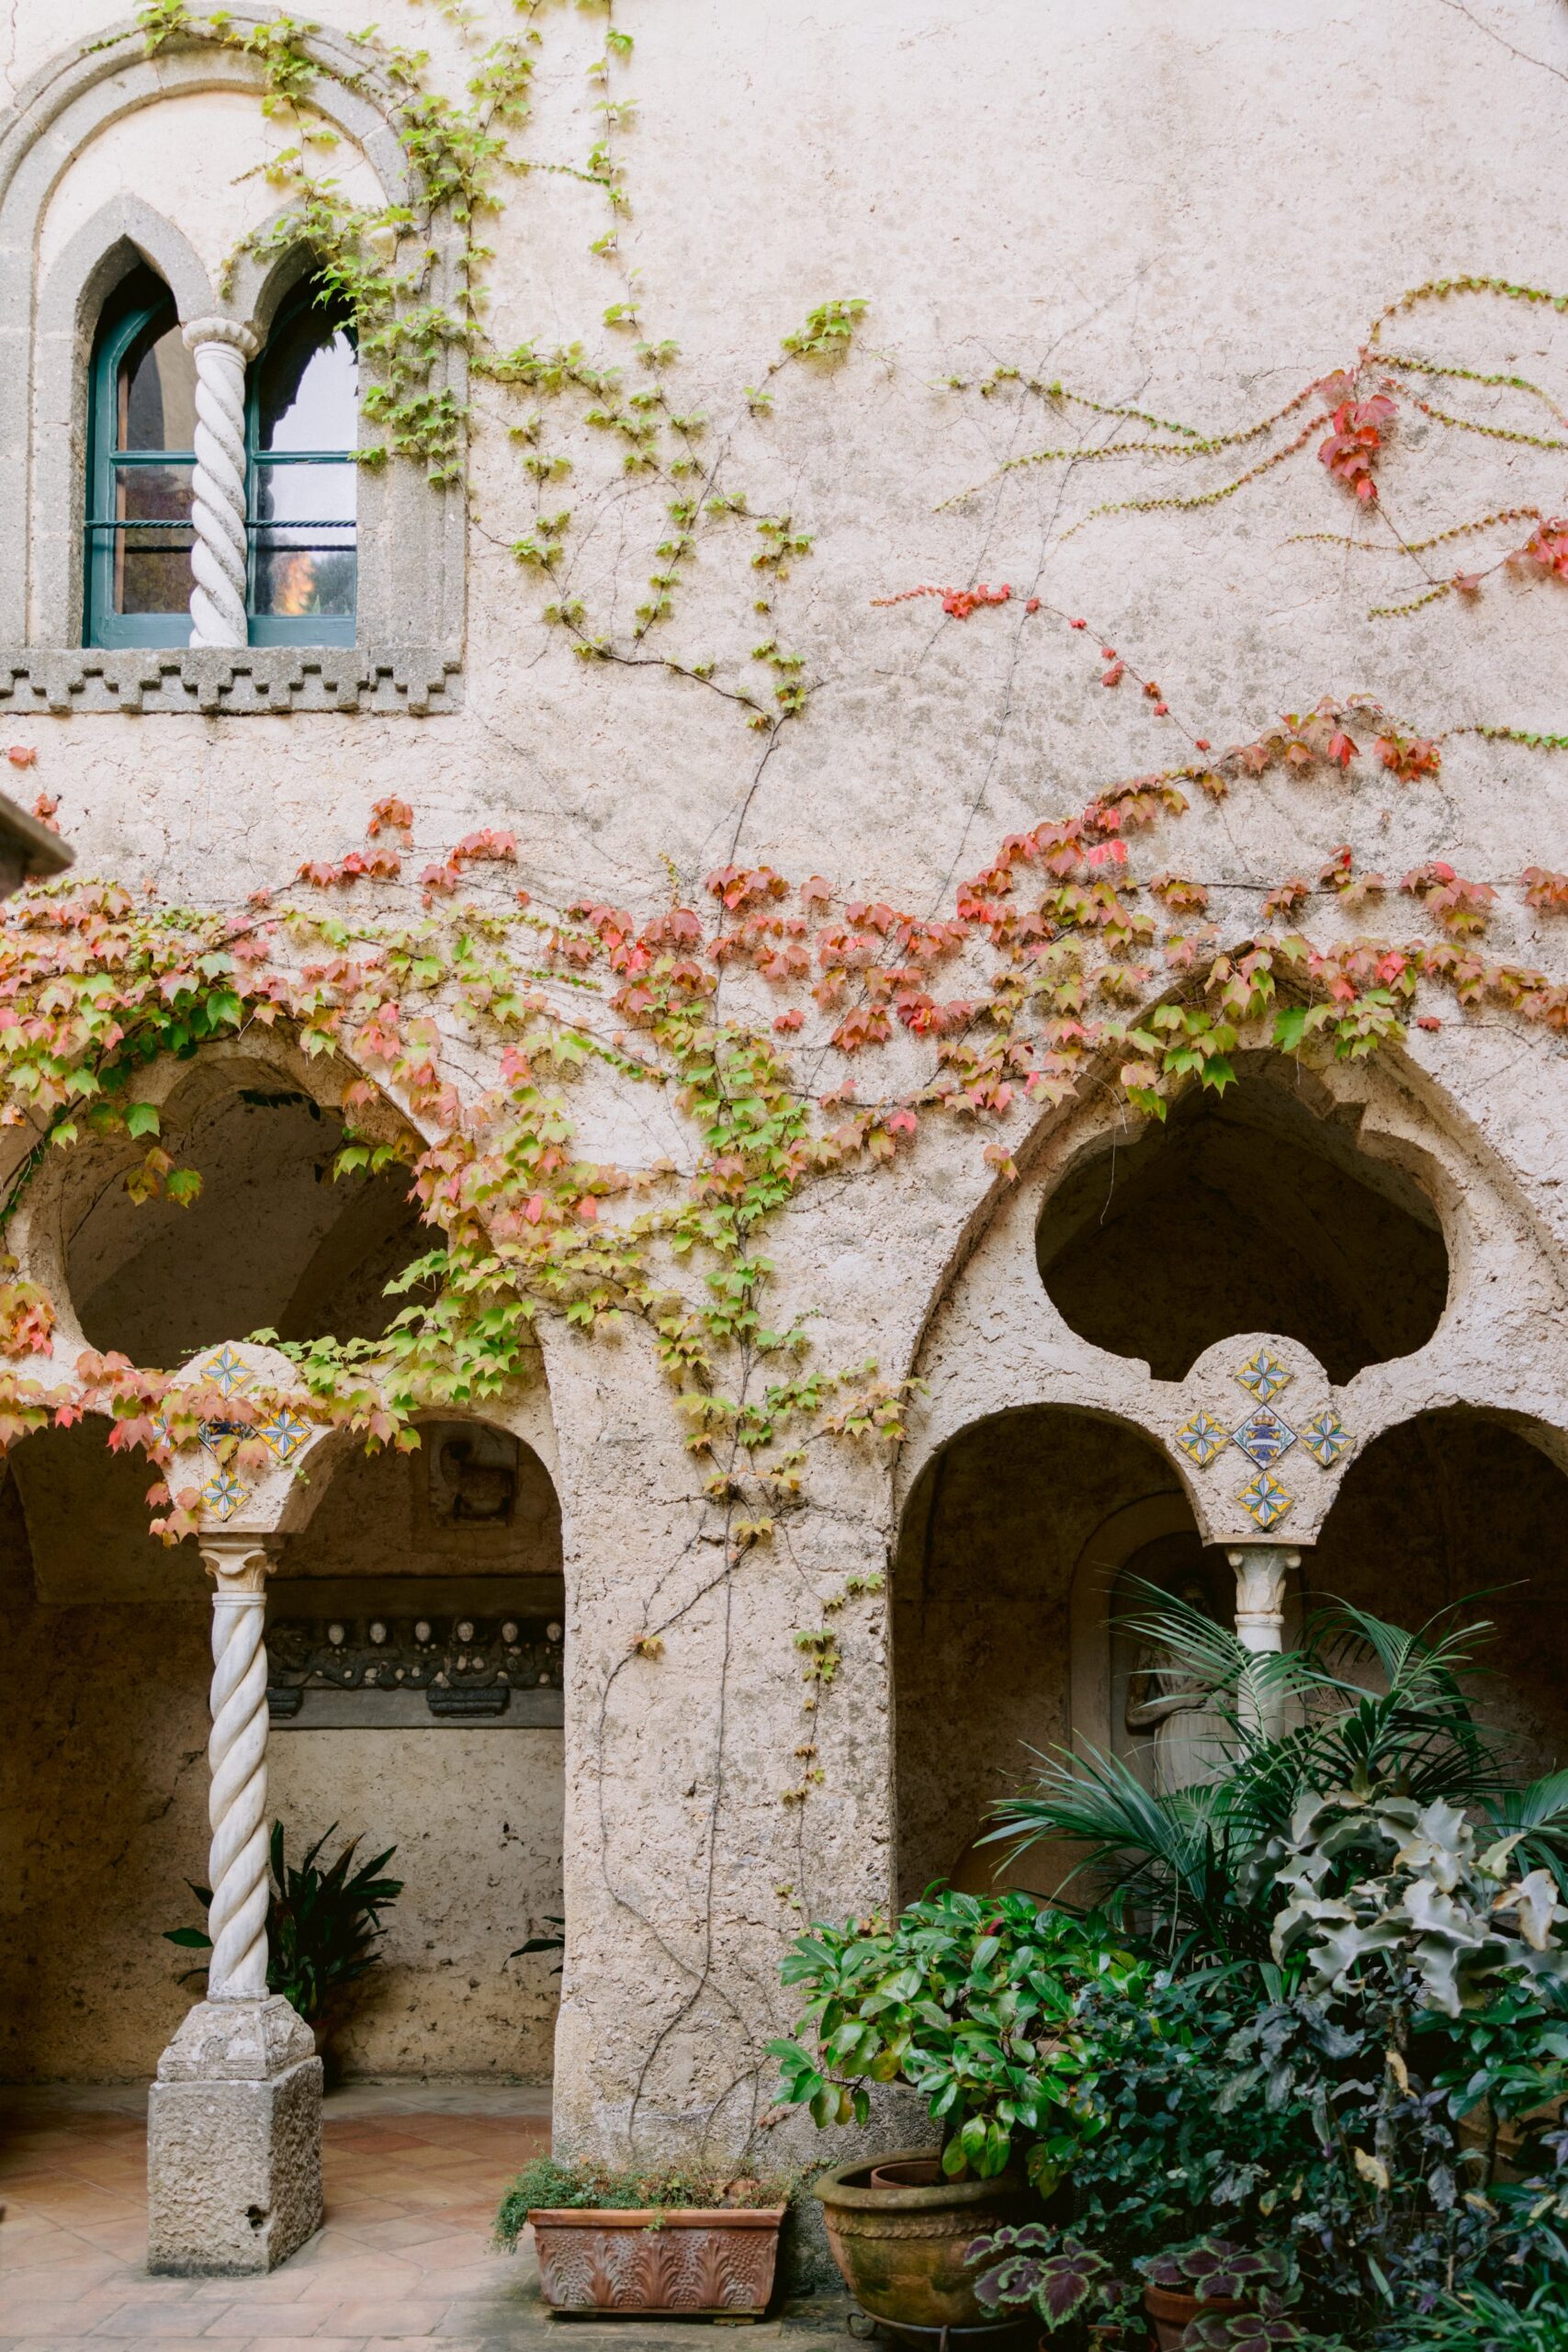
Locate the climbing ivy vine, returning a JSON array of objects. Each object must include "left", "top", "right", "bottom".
[{"left": 8, "top": 0, "right": 1568, "bottom": 2148}]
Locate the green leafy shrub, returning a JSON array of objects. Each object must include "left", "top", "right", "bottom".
[
  {"left": 493, "top": 2156, "right": 789, "bottom": 2250},
  {"left": 768, "top": 1885, "right": 1143, "bottom": 2184},
  {"left": 975, "top": 1601, "right": 1568, "bottom": 2341},
  {"left": 164, "top": 1822, "right": 401, "bottom": 2026}
]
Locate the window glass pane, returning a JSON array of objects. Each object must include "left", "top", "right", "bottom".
[
  {"left": 251, "top": 458, "right": 356, "bottom": 618},
  {"left": 108, "top": 463, "right": 194, "bottom": 614},
  {"left": 253, "top": 537, "right": 357, "bottom": 618},
  {"left": 119, "top": 320, "right": 197, "bottom": 453},
  {"left": 254, "top": 460, "right": 356, "bottom": 525},
  {"left": 256, "top": 300, "right": 357, "bottom": 451}
]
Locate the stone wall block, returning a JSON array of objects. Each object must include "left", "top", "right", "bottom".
[{"left": 147, "top": 1994, "right": 322, "bottom": 2274}]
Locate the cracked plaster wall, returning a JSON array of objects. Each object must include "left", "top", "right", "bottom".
[{"left": 2, "top": 0, "right": 1568, "bottom": 2158}]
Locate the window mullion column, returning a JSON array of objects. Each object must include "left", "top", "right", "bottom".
[{"left": 181, "top": 317, "right": 259, "bottom": 649}]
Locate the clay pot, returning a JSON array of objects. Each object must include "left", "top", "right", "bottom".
[
  {"left": 529, "top": 2205, "right": 785, "bottom": 2315},
  {"left": 1144, "top": 2280, "right": 1249, "bottom": 2350},
  {"left": 812, "top": 2147, "right": 1029, "bottom": 2331}
]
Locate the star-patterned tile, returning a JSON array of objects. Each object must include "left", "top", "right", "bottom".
[
  {"left": 196, "top": 1343, "right": 254, "bottom": 1397},
  {"left": 199, "top": 1466, "right": 249, "bottom": 1521},
  {"left": 1235, "top": 1349, "right": 1292, "bottom": 1405},
  {"left": 1301, "top": 1408, "right": 1352, "bottom": 1467},
  {"left": 1230, "top": 1406, "right": 1297, "bottom": 1468},
  {"left": 1178, "top": 1408, "right": 1231, "bottom": 1467},
  {"left": 1238, "top": 1468, "right": 1293, "bottom": 1531},
  {"left": 259, "top": 1405, "right": 310, "bottom": 1464}
]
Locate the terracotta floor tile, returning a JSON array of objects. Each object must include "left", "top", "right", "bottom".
[
  {"left": 186, "top": 2273, "right": 319, "bottom": 2306},
  {"left": 265, "top": 2260, "right": 424, "bottom": 2297},
  {"left": 241, "top": 2341, "right": 371, "bottom": 2352},
  {"left": 407, "top": 2236, "right": 499, "bottom": 2267},
  {"left": 48, "top": 2224, "right": 151, "bottom": 2262},
  {"left": 322, "top": 2222, "right": 460, "bottom": 2256},
  {"left": 197, "top": 2312, "right": 336, "bottom": 2339},
  {"left": 79, "top": 2315, "right": 218, "bottom": 2341},
  {"left": 0, "top": 2086, "right": 756, "bottom": 2351},
  {"left": 9, "top": 2193, "right": 142, "bottom": 2231},
  {"left": 321, "top": 2132, "right": 430, "bottom": 2155},
  {"left": 290, "top": 2307, "right": 452, "bottom": 2340},
  {"left": 0, "top": 2250, "right": 126, "bottom": 2290},
  {"left": 394, "top": 2267, "right": 513, "bottom": 2301}
]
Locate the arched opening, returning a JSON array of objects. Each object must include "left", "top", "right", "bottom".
[
  {"left": 894, "top": 1406, "right": 1232, "bottom": 1906},
  {"left": 1036, "top": 1067, "right": 1449, "bottom": 1382},
  {"left": 247, "top": 267, "right": 358, "bottom": 645},
  {"left": 267, "top": 1416, "right": 566, "bottom": 2081},
  {"left": 1313, "top": 1409, "right": 1568, "bottom": 1778},
  {"left": 62, "top": 1071, "right": 428, "bottom": 1367},
  {"left": 0, "top": 1406, "right": 567, "bottom": 2092},
  {"left": 0, "top": 1419, "right": 209, "bottom": 2082},
  {"left": 84, "top": 260, "right": 197, "bottom": 649}
]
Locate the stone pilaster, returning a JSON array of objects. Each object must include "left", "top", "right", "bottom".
[{"left": 147, "top": 1537, "right": 323, "bottom": 2276}]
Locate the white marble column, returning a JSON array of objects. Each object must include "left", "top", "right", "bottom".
[
  {"left": 147, "top": 1535, "right": 322, "bottom": 2276},
  {"left": 181, "top": 317, "right": 258, "bottom": 650},
  {"left": 1228, "top": 1544, "right": 1301, "bottom": 1741}
]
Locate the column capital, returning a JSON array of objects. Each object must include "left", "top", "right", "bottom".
[
  {"left": 199, "top": 1535, "right": 277, "bottom": 1597},
  {"left": 182, "top": 315, "right": 260, "bottom": 359},
  {"left": 1227, "top": 1544, "right": 1301, "bottom": 1645}
]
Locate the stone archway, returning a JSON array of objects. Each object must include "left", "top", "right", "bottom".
[
  {"left": 892, "top": 1405, "right": 1197, "bottom": 1906},
  {"left": 265, "top": 1414, "right": 568, "bottom": 2084},
  {"left": 1314, "top": 1408, "right": 1568, "bottom": 1778}
]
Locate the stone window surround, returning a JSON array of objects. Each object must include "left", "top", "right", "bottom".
[{"left": 0, "top": 7, "right": 465, "bottom": 715}]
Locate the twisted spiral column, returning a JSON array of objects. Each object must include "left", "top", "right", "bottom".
[
  {"left": 200, "top": 1540, "right": 276, "bottom": 2000},
  {"left": 181, "top": 318, "right": 259, "bottom": 650}
]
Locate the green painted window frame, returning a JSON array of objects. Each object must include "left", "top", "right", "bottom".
[
  {"left": 84, "top": 272, "right": 359, "bottom": 652},
  {"left": 245, "top": 278, "right": 357, "bottom": 650},
  {"left": 84, "top": 272, "right": 196, "bottom": 650}
]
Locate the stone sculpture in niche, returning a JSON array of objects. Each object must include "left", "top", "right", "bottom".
[
  {"left": 428, "top": 1425, "right": 517, "bottom": 1525},
  {"left": 1124, "top": 1576, "right": 1228, "bottom": 1793}
]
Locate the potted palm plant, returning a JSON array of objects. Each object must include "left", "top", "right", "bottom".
[{"left": 165, "top": 1820, "right": 402, "bottom": 2057}]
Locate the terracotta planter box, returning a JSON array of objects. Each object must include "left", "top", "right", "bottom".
[
  {"left": 811, "top": 2148, "right": 1030, "bottom": 2332},
  {"left": 529, "top": 2204, "right": 786, "bottom": 2315},
  {"left": 1144, "top": 2280, "right": 1249, "bottom": 2350}
]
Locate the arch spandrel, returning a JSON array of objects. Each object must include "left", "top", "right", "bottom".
[{"left": 894, "top": 1037, "right": 1568, "bottom": 1555}]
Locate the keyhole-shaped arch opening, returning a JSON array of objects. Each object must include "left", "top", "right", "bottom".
[{"left": 1035, "top": 1067, "right": 1450, "bottom": 1384}]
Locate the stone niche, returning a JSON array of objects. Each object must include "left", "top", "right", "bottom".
[
  {"left": 271, "top": 1419, "right": 564, "bottom": 1727},
  {"left": 261, "top": 1420, "right": 567, "bottom": 2075}
]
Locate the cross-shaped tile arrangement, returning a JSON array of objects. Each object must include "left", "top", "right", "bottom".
[
  {"left": 162, "top": 1349, "right": 317, "bottom": 1521},
  {"left": 1177, "top": 1350, "right": 1353, "bottom": 1530}
]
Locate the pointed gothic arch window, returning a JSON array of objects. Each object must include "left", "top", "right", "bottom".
[
  {"left": 84, "top": 266, "right": 357, "bottom": 650},
  {"left": 83, "top": 265, "right": 197, "bottom": 648}
]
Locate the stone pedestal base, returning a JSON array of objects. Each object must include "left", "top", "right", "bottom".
[{"left": 147, "top": 1996, "right": 323, "bottom": 2274}]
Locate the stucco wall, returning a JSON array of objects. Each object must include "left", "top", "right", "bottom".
[{"left": 3, "top": 0, "right": 1568, "bottom": 2165}]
